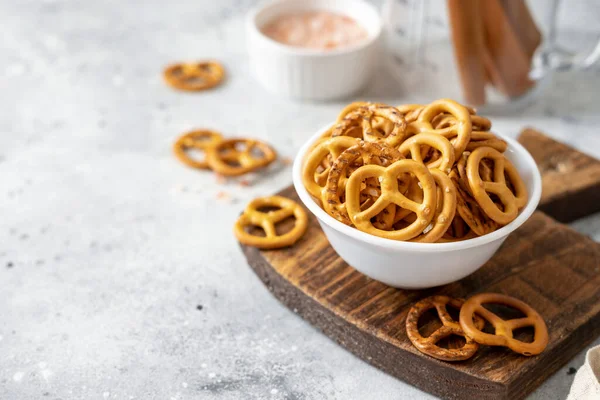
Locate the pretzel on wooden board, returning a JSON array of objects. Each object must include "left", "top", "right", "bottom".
[
  {"left": 459, "top": 293, "right": 549, "bottom": 356},
  {"left": 406, "top": 296, "right": 485, "bottom": 361}
]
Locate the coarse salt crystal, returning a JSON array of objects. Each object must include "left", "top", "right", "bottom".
[{"left": 423, "top": 223, "right": 433, "bottom": 234}]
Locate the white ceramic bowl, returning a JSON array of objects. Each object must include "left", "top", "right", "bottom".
[
  {"left": 292, "top": 128, "right": 542, "bottom": 289},
  {"left": 246, "top": 0, "right": 382, "bottom": 100}
]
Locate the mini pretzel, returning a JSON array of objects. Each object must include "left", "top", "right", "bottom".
[
  {"left": 406, "top": 296, "right": 485, "bottom": 361},
  {"left": 206, "top": 138, "right": 276, "bottom": 176},
  {"left": 396, "top": 104, "right": 424, "bottom": 122},
  {"left": 450, "top": 170, "right": 498, "bottom": 236},
  {"left": 173, "top": 130, "right": 222, "bottom": 169},
  {"left": 466, "top": 147, "right": 528, "bottom": 225},
  {"left": 324, "top": 141, "right": 402, "bottom": 225},
  {"left": 345, "top": 160, "right": 436, "bottom": 240},
  {"left": 234, "top": 196, "right": 308, "bottom": 249},
  {"left": 459, "top": 293, "right": 549, "bottom": 356},
  {"left": 360, "top": 105, "right": 408, "bottom": 147},
  {"left": 432, "top": 114, "right": 491, "bottom": 132},
  {"left": 340, "top": 103, "right": 398, "bottom": 137},
  {"left": 411, "top": 170, "right": 456, "bottom": 243},
  {"left": 163, "top": 61, "right": 225, "bottom": 91},
  {"left": 336, "top": 101, "right": 372, "bottom": 122},
  {"left": 302, "top": 136, "right": 360, "bottom": 200},
  {"left": 398, "top": 132, "right": 455, "bottom": 172},
  {"left": 465, "top": 131, "right": 507, "bottom": 153},
  {"left": 393, "top": 177, "right": 423, "bottom": 224},
  {"left": 333, "top": 106, "right": 407, "bottom": 147},
  {"left": 417, "top": 99, "right": 472, "bottom": 158}
]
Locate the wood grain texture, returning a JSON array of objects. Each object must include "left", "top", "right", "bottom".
[
  {"left": 242, "top": 188, "right": 600, "bottom": 400},
  {"left": 518, "top": 127, "right": 600, "bottom": 222}
]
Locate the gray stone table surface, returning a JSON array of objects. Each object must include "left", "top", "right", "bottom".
[{"left": 1, "top": 0, "right": 600, "bottom": 399}]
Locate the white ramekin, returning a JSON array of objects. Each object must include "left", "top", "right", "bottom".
[
  {"left": 246, "top": 0, "right": 382, "bottom": 100},
  {"left": 292, "top": 128, "right": 542, "bottom": 289}
]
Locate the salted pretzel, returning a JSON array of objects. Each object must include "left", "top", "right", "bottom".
[
  {"left": 234, "top": 196, "right": 308, "bottom": 249},
  {"left": 324, "top": 141, "right": 403, "bottom": 225},
  {"left": 302, "top": 136, "right": 361, "bottom": 200},
  {"left": 411, "top": 170, "right": 456, "bottom": 243},
  {"left": 333, "top": 105, "right": 408, "bottom": 147},
  {"left": 302, "top": 99, "right": 530, "bottom": 243},
  {"left": 392, "top": 176, "right": 424, "bottom": 224},
  {"left": 465, "top": 131, "right": 507, "bottom": 153},
  {"left": 437, "top": 213, "right": 478, "bottom": 242},
  {"left": 336, "top": 101, "right": 373, "bottom": 122},
  {"left": 206, "top": 138, "right": 276, "bottom": 176},
  {"left": 450, "top": 170, "right": 498, "bottom": 236},
  {"left": 432, "top": 114, "right": 491, "bottom": 132},
  {"left": 398, "top": 132, "right": 455, "bottom": 172},
  {"left": 396, "top": 104, "right": 424, "bottom": 122},
  {"left": 173, "top": 129, "right": 222, "bottom": 169},
  {"left": 345, "top": 159, "right": 436, "bottom": 240},
  {"left": 163, "top": 61, "right": 225, "bottom": 91},
  {"left": 417, "top": 99, "right": 472, "bottom": 158},
  {"left": 406, "top": 296, "right": 485, "bottom": 361},
  {"left": 466, "top": 147, "right": 528, "bottom": 225},
  {"left": 459, "top": 293, "right": 549, "bottom": 356}
]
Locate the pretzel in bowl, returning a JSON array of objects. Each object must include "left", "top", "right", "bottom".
[
  {"left": 345, "top": 159, "right": 436, "bottom": 240},
  {"left": 324, "top": 141, "right": 403, "bottom": 225},
  {"left": 417, "top": 99, "right": 472, "bottom": 158},
  {"left": 173, "top": 129, "right": 223, "bottom": 169},
  {"left": 206, "top": 138, "right": 277, "bottom": 176},
  {"left": 465, "top": 131, "right": 507, "bottom": 153},
  {"left": 302, "top": 136, "right": 360, "bottom": 201},
  {"left": 398, "top": 132, "right": 455, "bottom": 172},
  {"left": 234, "top": 196, "right": 308, "bottom": 249},
  {"left": 411, "top": 170, "right": 456, "bottom": 243},
  {"left": 406, "top": 296, "right": 485, "bottom": 361},
  {"left": 432, "top": 113, "right": 491, "bottom": 132},
  {"left": 459, "top": 293, "right": 549, "bottom": 356},
  {"left": 396, "top": 104, "right": 424, "bottom": 123},
  {"left": 301, "top": 98, "right": 530, "bottom": 243},
  {"left": 450, "top": 169, "right": 498, "bottom": 236},
  {"left": 163, "top": 61, "right": 225, "bottom": 92},
  {"left": 466, "top": 147, "right": 528, "bottom": 225},
  {"left": 332, "top": 105, "right": 408, "bottom": 148}
]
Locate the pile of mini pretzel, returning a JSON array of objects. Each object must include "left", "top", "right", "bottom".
[
  {"left": 406, "top": 293, "right": 549, "bottom": 361},
  {"left": 302, "top": 98, "right": 528, "bottom": 243},
  {"left": 173, "top": 129, "right": 277, "bottom": 177}
]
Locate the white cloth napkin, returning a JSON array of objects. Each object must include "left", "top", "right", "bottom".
[{"left": 567, "top": 345, "right": 600, "bottom": 400}]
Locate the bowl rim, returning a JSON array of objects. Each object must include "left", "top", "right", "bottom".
[
  {"left": 292, "top": 125, "right": 542, "bottom": 253},
  {"left": 246, "top": 0, "right": 383, "bottom": 57}
]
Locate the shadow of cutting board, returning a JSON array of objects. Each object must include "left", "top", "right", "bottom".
[{"left": 239, "top": 130, "right": 600, "bottom": 400}]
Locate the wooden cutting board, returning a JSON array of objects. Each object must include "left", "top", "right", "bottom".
[
  {"left": 518, "top": 128, "right": 600, "bottom": 222},
  {"left": 240, "top": 131, "right": 600, "bottom": 400}
]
